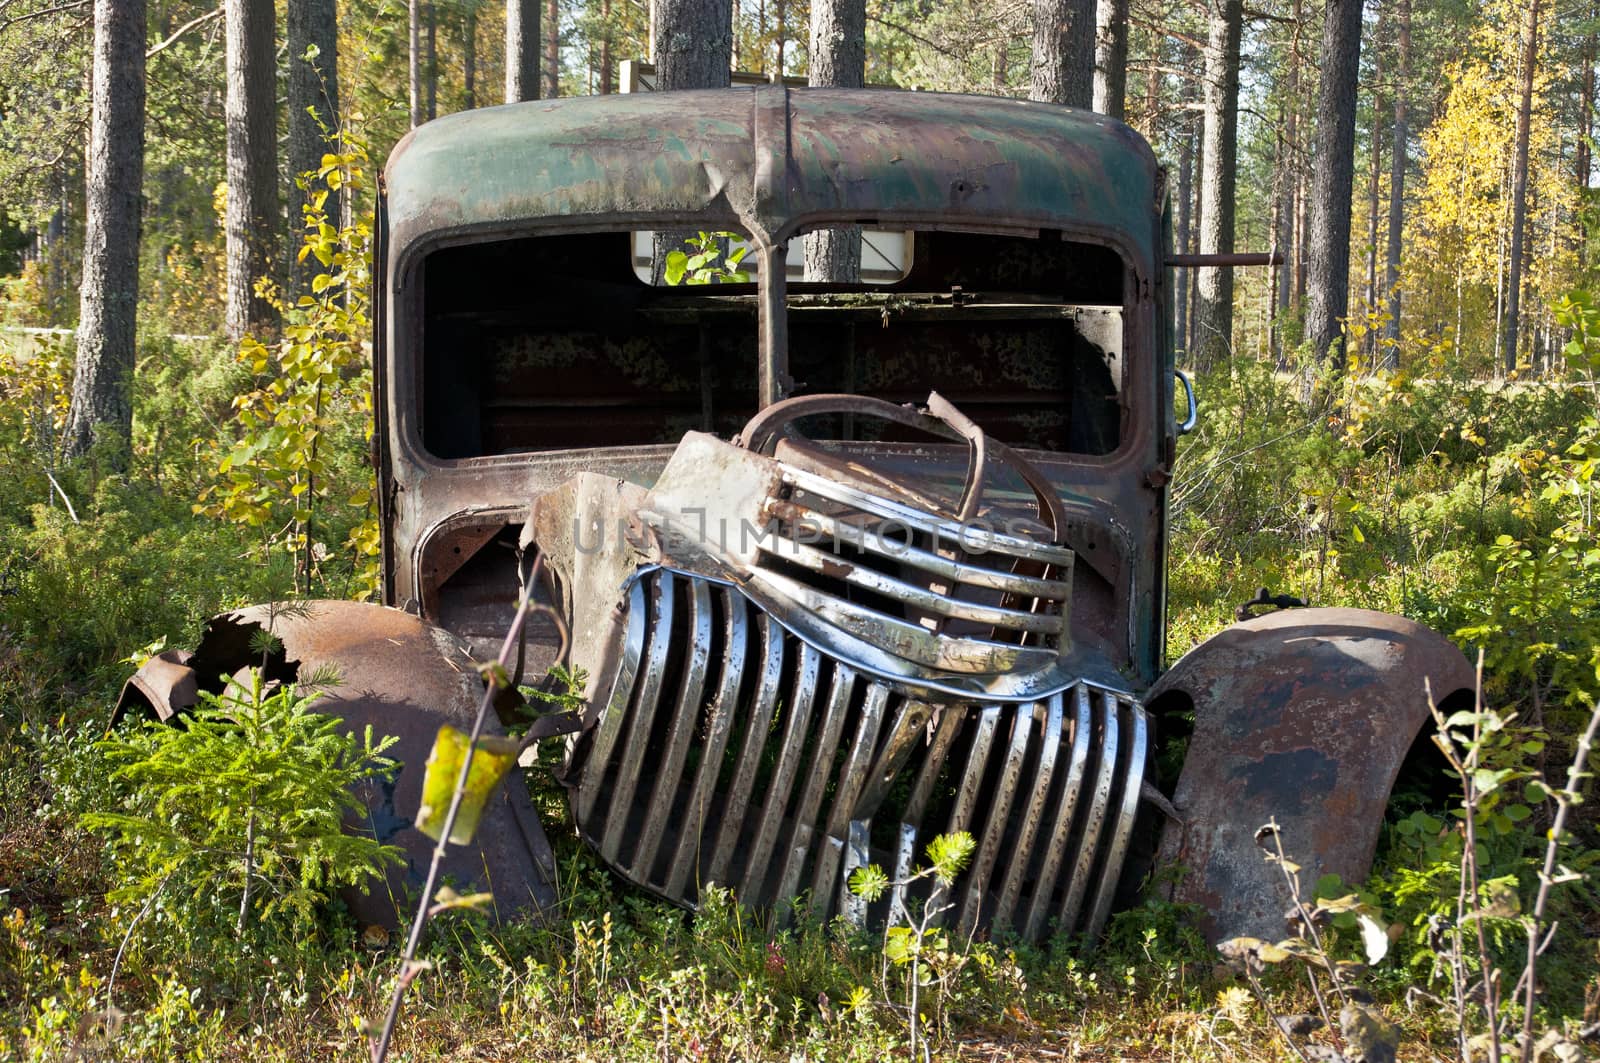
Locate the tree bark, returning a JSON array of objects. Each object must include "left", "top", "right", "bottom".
[
  {"left": 1362, "top": 5, "right": 1383, "bottom": 366},
  {"left": 1273, "top": 119, "right": 1294, "bottom": 366},
  {"left": 1287, "top": 0, "right": 1306, "bottom": 316},
  {"left": 1580, "top": 16, "right": 1594, "bottom": 269},
  {"left": 653, "top": 0, "right": 731, "bottom": 90},
  {"left": 1193, "top": 0, "right": 1242, "bottom": 370},
  {"left": 1303, "top": 0, "right": 1363, "bottom": 372},
  {"left": 1030, "top": 0, "right": 1093, "bottom": 107},
  {"left": 1175, "top": 44, "right": 1196, "bottom": 359},
  {"left": 1092, "top": 0, "right": 1128, "bottom": 118},
  {"left": 1501, "top": 0, "right": 1538, "bottom": 375},
  {"left": 408, "top": 0, "right": 421, "bottom": 124},
  {"left": 803, "top": 0, "right": 865, "bottom": 283},
  {"left": 544, "top": 0, "right": 559, "bottom": 97},
  {"left": 287, "top": 0, "right": 340, "bottom": 297},
  {"left": 224, "top": 0, "right": 279, "bottom": 342},
  {"left": 65, "top": 0, "right": 145, "bottom": 462},
  {"left": 598, "top": 0, "right": 612, "bottom": 92},
  {"left": 464, "top": 1, "right": 477, "bottom": 108},
  {"left": 506, "top": 0, "right": 541, "bottom": 102},
  {"left": 426, "top": 1, "right": 438, "bottom": 119},
  {"left": 651, "top": 0, "right": 732, "bottom": 282},
  {"left": 1140, "top": 36, "right": 1161, "bottom": 137},
  {"left": 1381, "top": 0, "right": 1408, "bottom": 366}
]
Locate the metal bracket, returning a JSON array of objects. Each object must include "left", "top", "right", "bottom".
[
  {"left": 1175, "top": 369, "right": 1198, "bottom": 435},
  {"left": 1234, "top": 586, "right": 1308, "bottom": 622}
]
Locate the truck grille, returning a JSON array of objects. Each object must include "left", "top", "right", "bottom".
[{"left": 568, "top": 568, "right": 1148, "bottom": 944}]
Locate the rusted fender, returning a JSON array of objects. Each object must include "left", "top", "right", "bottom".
[
  {"left": 116, "top": 601, "right": 558, "bottom": 930},
  {"left": 1147, "top": 608, "right": 1474, "bottom": 944}
]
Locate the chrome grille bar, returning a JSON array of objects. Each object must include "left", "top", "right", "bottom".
[
  {"left": 568, "top": 569, "right": 1148, "bottom": 945},
  {"left": 665, "top": 591, "right": 749, "bottom": 897},
  {"left": 759, "top": 539, "right": 1066, "bottom": 635},
  {"left": 740, "top": 642, "right": 821, "bottom": 904},
  {"left": 1023, "top": 686, "right": 1093, "bottom": 940},
  {"left": 705, "top": 610, "right": 781, "bottom": 887},
  {"left": 597, "top": 573, "right": 675, "bottom": 862},
  {"left": 781, "top": 464, "right": 1077, "bottom": 566},
  {"left": 764, "top": 500, "right": 1073, "bottom": 599},
  {"left": 632, "top": 579, "right": 714, "bottom": 880}
]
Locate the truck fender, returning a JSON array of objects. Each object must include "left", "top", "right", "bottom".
[
  {"left": 1145, "top": 607, "right": 1475, "bottom": 943},
  {"left": 116, "top": 600, "right": 558, "bottom": 931}
]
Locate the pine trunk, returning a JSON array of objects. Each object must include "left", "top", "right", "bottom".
[
  {"left": 408, "top": 0, "right": 420, "bottom": 124},
  {"left": 598, "top": 0, "right": 612, "bottom": 92},
  {"left": 426, "top": 1, "right": 437, "bottom": 119},
  {"left": 803, "top": 0, "right": 865, "bottom": 283},
  {"left": 506, "top": 0, "right": 541, "bottom": 102},
  {"left": 1381, "top": 0, "right": 1408, "bottom": 366},
  {"left": 1029, "top": 0, "right": 1093, "bottom": 108},
  {"left": 65, "top": 0, "right": 145, "bottom": 462},
  {"left": 653, "top": 0, "right": 731, "bottom": 89},
  {"left": 224, "top": 0, "right": 279, "bottom": 342},
  {"left": 1282, "top": 0, "right": 1303, "bottom": 324},
  {"left": 1303, "top": 0, "right": 1363, "bottom": 372},
  {"left": 1176, "top": 111, "right": 1194, "bottom": 360},
  {"left": 1091, "top": 0, "right": 1128, "bottom": 118},
  {"left": 464, "top": 3, "right": 477, "bottom": 108},
  {"left": 1175, "top": 44, "right": 1197, "bottom": 358},
  {"left": 1579, "top": 18, "right": 1594, "bottom": 268},
  {"left": 544, "top": 0, "right": 559, "bottom": 97},
  {"left": 287, "top": 0, "right": 340, "bottom": 297},
  {"left": 651, "top": 0, "right": 732, "bottom": 283},
  {"left": 1362, "top": 7, "right": 1383, "bottom": 366},
  {"left": 1193, "top": 0, "right": 1242, "bottom": 371},
  {"left": 1501, "top": 0, "right": 1538, "bottom": 375},
  {"left": 1140, "top": 35, "right": 1161, "bottom": 137},
  {"left": 1273, "top": 120, "right": 1293, "bottom": 366}
]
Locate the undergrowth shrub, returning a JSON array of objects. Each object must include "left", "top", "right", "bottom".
[{"left": 84, "top": 666, "right": 401, "bottom": 975}]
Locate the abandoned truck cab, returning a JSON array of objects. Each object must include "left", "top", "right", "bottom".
[{"left": 127, "top": 88, "right": 1475, "bottom": 944}]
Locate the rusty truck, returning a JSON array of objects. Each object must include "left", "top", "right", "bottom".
[{"left": 121, "top": 87, "right": 1475, "bottom": 945}]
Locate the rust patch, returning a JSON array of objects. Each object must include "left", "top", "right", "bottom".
[{"left": 1149, "top": 608, "right": 1475, "bottom": 943}]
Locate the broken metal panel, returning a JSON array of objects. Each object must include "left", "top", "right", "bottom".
[
  {"left": 116, "top": 649, "right": 197, "bottom": 723},
  {"left": 537, "top": 410, "right": 1087, "bottom": 704},
  {"left": 1149, "top": 607, "right": 1476, "bottom": 944},
  {"left": 116, "top": 601, "right": 559, "bottom": 930}
]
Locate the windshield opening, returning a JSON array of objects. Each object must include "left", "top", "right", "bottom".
[
  {"left": 415, "top": 225, "right": 1127, "bottom": 460},
  {"left": 783, "top": 226, "right": 1125, "bottom": 455}
]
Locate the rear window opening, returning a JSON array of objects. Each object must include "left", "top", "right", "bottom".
[{"left": 416, "top": 226, "right": 1127, "bottom": 460}]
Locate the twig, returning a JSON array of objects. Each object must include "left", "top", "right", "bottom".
[
  {"left": 369, "top": 553, "right": 546, "bottom": 1063},
  {"left": 144, "top": 4, "right": 220, "bottom": 58},
  {"left": 1517, "top": 700, "right": 1600, "bottom": 1062},
  {"left": 44, "top": 470, "right": 78, "bottom": 523},
  {"left": 105, "top": 866, "right": 177, "bottom": 1025},
  {"left": 0, "top": 0, "right": 87, "bottom": 31}
]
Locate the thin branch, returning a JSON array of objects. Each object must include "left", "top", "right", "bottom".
[
  {"left": 145, "top": 4, "right": 221, "bottom": 59},
  {"left": 1518, "top": 701, "right": 1600, "bottom": 1062},
  {"left": 0, "top": 0, "right": 87, "bottom": 32},
  {"left": 44, "top": 470, "right": 78, "bottom": 523},
  {"left": 370, "top": 552, "right": 547, "bottom": 1063},
  {"left": 1243, "top": 6, "right": 1298, "bottom": 23}
]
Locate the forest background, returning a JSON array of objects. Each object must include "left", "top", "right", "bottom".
[{"left": 2, "top": 0, "right": 1599, "bottom": 1057}]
